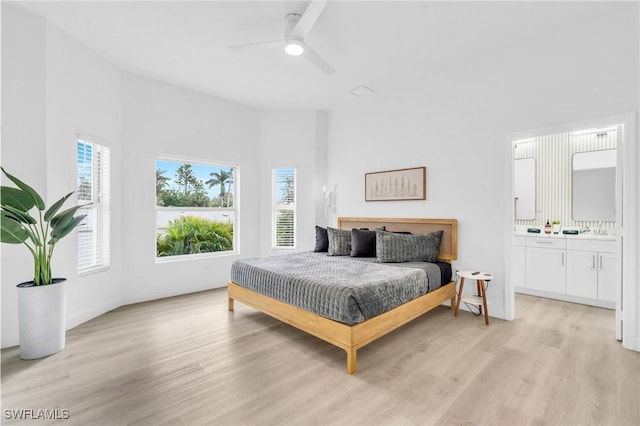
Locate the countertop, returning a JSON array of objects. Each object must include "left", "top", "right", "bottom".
[{"left": 514, "top": 227, "right": 615, "bottom": 241}]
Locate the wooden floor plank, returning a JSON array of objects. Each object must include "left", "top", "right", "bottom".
[{"left": 1, "top": 290, "right": 638, "bottom": 425}]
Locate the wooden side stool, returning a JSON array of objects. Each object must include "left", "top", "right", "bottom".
[{"left": 454, "top": 270, "right": 493, "bottom": 325}]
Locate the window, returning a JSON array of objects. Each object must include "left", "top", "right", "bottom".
[
  {"left": 77, "top": 139, "right": 110, "bottom": 273},
  {"left": 272, "top": 168, "right": 296, "bottom": 249},
  {"left": 156, "top": 158, "right": 237, "bottom": 259}
]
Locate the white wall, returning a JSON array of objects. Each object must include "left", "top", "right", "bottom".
[
  {"left": 120, "top": 73, "right": 260, "bottom": 304},
  {"left": 45, "top": 23, "right": 124, "bottom": 332},
  {"left": 315, "top": 112, "right": 329, "bottom": 227},
  {"left": 258, "top": 110, "right": 327, "bottom": 256},
  {"left": 1, "top": 6, "right": 124, "bottom": 347},
  {"left": 1, "top": 6, "right": 48, "bottom": 348},
  {"left": 326, "top": 7, "right": 639, "bottom": 320}
]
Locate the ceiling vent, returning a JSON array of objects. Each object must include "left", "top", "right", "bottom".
[{"left": 347, "top": 85, "right": 376, "bottom": 98}]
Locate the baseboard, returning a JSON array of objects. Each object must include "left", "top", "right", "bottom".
[
  {"left": 66, "top": 301, "right": 122, "bottom": 330},
  {"left": 1, "top": 301, "right": 122, "bottom": 349},
  {"left": 124, "top": 283, "right": 226, "bottom": 306},
  {"left": 515, "top": 287, "right": 615, "bottom": 310}
]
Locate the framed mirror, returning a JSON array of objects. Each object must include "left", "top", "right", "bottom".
[
  {"left": 514, "top": 158, "right": 536, "bottom": 220},
  {"left": 572, "top": 149, "right": 616, "bottom": 222}
]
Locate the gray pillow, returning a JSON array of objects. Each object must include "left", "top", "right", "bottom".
[
  {"left": 376, "top": 229, "right": 443, "bottom": 263},
  {"left": 327, "top": 227, "right": 351, "bottom": 256}
]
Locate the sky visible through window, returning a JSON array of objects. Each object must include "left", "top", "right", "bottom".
[
  {"left": 77, "top": 143, "right": 92, "bottom": 173},
  {"left": 275, "top": 168, "right": 295, "bottom": 205},
  {"left": 156, "top": 159, "right": 232, "bottom": 199},
  {"left": 77, "top": 141, "right": 93, "bottom": 202}
]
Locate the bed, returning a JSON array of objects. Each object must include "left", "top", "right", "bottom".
[{"left": 227, "top": 217, "right": 458, "bottom": 374}]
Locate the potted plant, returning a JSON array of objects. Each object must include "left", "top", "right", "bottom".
[{"left": 0, "top": 167, "right": 86, "bottom": 359}]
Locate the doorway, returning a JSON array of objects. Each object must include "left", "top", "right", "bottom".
[{"left": 504, "top": 113, "right": 638, "bottom": 350}]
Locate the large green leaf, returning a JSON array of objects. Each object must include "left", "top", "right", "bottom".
[
  {"left": 0, "top": 186, "right": 36, "bottom": 212},
  {"left": 0, "top": 211, "right": 29, "bottom": 244},
  {"left": 0, "top": 167, "right": 45, "bottom": 211},
  {"left": 44, "top": 191, "right": 74, "bottom": 221},
  {"left": 50, "top": 205, "right": 84, "bottom": 230},
  {"left": 1, "top": 205, "right": 37, "bottom": 225},
  {"left": 51, "top": 215, "right": 85, "bottom": 241}
]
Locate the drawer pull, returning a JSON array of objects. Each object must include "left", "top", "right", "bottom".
[
  {"left": 536, "top": 241, "right": 553, "bottom": 244},
  {"left": 592, "top": 255, "right": 596, "bottom": 269}
]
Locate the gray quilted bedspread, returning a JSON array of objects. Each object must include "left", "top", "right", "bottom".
[{"left": 230, "top": 252, "right": 440, "bottom": 325}]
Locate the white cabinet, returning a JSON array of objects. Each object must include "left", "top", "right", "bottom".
[
  {"left": 513, "top": 235, "right": 617, "bottom": 309},
  {"left": 566, "top": 250, "right": 598, "bottom": 298},
  {"left": 566, "top": 239, "right": 616, "bottom": 303},
  {"left": 598, "top": 252, "right": 616, "bottom": 302},
  {"left": 525, "top": 242, "right": 566, "bottom": 293},
  {"left": 511, "top": 236, "right": 526, "bottom": 288}
]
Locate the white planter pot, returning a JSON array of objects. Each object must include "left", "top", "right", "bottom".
[{"left": 17, "top": 278, "right": 66, "bottom": 360}]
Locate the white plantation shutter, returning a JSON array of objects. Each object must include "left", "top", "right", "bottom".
[
  {"left": 273, "top": 168, "right": 296, "bottom": 248},
  {"left": 77, "top": 139, "right": 110, "bottom": 273}
]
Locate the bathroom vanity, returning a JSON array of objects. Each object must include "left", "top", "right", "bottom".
[
  {"left": 512, "top": 232, "right": 616, "bottom": 309},
  {"left": 512, "top": 130, "right": 619, "bottom": 309}
]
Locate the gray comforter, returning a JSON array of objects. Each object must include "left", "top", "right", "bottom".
[{"left": 230, "top": 252, "right": 441, "bottom": 325}]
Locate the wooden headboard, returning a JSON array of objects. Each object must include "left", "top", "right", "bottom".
[{"left": 337, "top": 217, "right": 458, "bottom": 262}]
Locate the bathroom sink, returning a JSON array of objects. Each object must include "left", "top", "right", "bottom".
[
  {"left": 564, "top": 233, "right": 616, "bottom": 241},
  {"left": 513, "top": 231, "right": 615, "bottom": 241}
]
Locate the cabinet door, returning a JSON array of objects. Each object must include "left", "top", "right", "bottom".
[
  {"left": 525, "top": 247, "right": 566, "bottom": 293},
  {"left": 566, "top": 250, "right": 598, "bottom": 299},
  {"left": 598, "top": 252, "right": 617, "bottom": 302},
  {"left": 512, "top": 245, "right": 526, "bottom": 288}
]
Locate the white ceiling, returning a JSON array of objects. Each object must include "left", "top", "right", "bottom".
[{"left": 10, "top": 1, "right": 625, "bottom": 111}]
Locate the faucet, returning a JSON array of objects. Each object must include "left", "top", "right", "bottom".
[
  {"left": 582, "top": 223, "right": 610, "bottom": 236},
  {"left": 592, "top": 222, "right": 608, "bottom": 236}
]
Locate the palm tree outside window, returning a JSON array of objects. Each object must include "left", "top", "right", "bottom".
[{"left": 206, "top": 169, "right": 234, "bottom": 208}]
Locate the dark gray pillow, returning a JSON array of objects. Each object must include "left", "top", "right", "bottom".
[
  {"left": 314, "top": 226, "right": 328, "bottom": 252},
  {"left": 327, "top": 227, "right": 351, "bottom": 256},
  {"left": 377, "top": 225, "right": 411, "bottom": 234},
  {"left": 376, "top": 229, "right": 443, "bottom": 263},
  {"left": 350, "top": 228, "right": 376, "bottom": 257}
]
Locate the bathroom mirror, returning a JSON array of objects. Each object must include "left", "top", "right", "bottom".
[
  {"left": 514, "top": 158, "right": 536, "bottom": 220},
  {"left": 572, "top": 149, "right": 616, "bottom": 221}
]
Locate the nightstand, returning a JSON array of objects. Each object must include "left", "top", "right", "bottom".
[{"left": 454, "top": 270, "right": 493, "bottom": 325}]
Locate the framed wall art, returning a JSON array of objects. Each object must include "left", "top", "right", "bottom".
[{"left": 365, "top": 166, "right": 426, "bottom": 201}]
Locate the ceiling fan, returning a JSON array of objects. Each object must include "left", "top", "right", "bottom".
[{"left": 227, "top": 0, "right": 335, "bottom": 75}]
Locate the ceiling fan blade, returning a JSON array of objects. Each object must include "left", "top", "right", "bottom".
[
  {"left": 291, "top": 0, "right": 327, "bottom": 39},
  {"left": 228, "top": 39, "right": 283, "bottom": 50},
  {"left": 301, "top": 42, "right": 335, "bottom": 75}
]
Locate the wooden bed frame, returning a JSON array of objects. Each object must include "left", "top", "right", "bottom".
[{"left": 228, "top": 217, "right": 458, "bottom": 374}]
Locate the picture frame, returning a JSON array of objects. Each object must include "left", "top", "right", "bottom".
[{"left": 365, "top": 166, "right": 426, "bottom": 201}]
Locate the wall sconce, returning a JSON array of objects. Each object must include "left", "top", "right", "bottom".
[{"left": 323, "top": 184, "right": 336, "bottom": 219}]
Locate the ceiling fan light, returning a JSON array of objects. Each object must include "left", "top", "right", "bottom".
[{"left": 285, "top": 40, "right": 304, "bottom": 56}]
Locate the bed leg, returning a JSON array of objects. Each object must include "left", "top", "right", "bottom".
[
  {"left": 346, "top": 347, "right": 357, "bottom": 374},
  {"left": 450, "top": 295, "right": 456, "bottom": 309},
  {"left": 228, "top": 296, "right": 234, "bottom": 311}
]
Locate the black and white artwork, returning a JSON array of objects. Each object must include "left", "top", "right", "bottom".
[{"left": 365, "top": 167, "right": 426, "bottom": 201}]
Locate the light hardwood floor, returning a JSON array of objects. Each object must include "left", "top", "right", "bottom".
[{"left": 2, "top": 289, "right": 638, "bottom": 425}]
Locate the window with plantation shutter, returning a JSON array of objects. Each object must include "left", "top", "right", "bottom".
[
  {"left": 77, "top": 139, "right": 110, "bottom": 274},
  {"left": 272, "top": 168, "right": 296, "bottom": 249}
]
